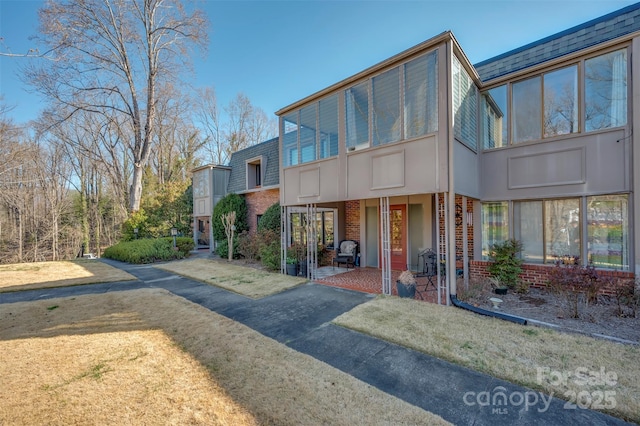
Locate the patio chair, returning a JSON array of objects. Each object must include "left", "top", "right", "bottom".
[
  {"left": 332, "top": 240, "right": 358, "bottom": 269},
  {"left": 415, "top": 248, "right": 438, "bottom": 300}
]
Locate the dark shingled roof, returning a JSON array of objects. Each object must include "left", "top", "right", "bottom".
[
  {"left": 475, "top": 2, "right": 640, "bottom": 82},
  {"left": 227, "top": 137, "right": 279, "bottom": 193}
]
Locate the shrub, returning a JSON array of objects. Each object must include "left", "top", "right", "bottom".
[
  {"left": 547, "top": 261, "right": 613, "bottom": 318},
  {"left": 614, "top": 280, "right": 640, "bottom": 318},
  {"left": 121, "top": 209, "right": 149, "bottom": 241},
  {"left": 258, "top": 202, "right": 281, "bottom": 233},
  {"left": 487, "top": 239, "right": 524, "bottom": 289},
  {"left": 215, "top": 238, "right": 240, "bottom": 259},
  {"left": 260, "top": 238, "right": 281, "bottom": 271},
  {"left": 103, "top": 237, "right": 192, "bottom": 264},
  {"left": 212, "top": 193, "right": 248, "bottom": 242},
  {"left": 237, "top": 230, "right": 262, "bottom": 261}
]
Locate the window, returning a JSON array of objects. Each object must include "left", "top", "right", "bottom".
[
  {"left": 289, "top": 210, "right": 335, "bottom": 247},
  {"left": 247, "top": 158, "right": 262, "bottom": 189},
  {"left": 256, "top": 214, "right": 263, "bottom": 227},
  {"left": 404, "top": 51, "right": 438, "bottom": 138},
  {"left": 481, "top": 85, "right": 507, "bottom": 149},
  {"left": 283, "top": 113, "right": 298, "bottom": 166},
  {"left": 372, "top": 67, "right": 401, "bottom": 145},
  {"left": 319, "top": 95, "right": 338, "bottom": 159},
  {"left": 282, "top": 95, "right": 339, "bottom": 166},
  {"left": 545, "top": 198, "right": 580, "bottom": 261},
  {"left": 453, "top": 56, "right": 478, "bottom": 149},
  {"left": 513, "top": 201, "right": 543, "bottom": 263},
  {"left": 587, "top": 195, "right": 628, "bottom": 269},
  {"left": 512, "top": 76, "right": 542, "bottom": 143},
  {"left": 345, "top": 82, "right": 369, "bottom": 149},
  {"left": 544, "top": 66, "right": 578, "bottom": 137},
  {"left": 300, "top": 104, "right": 317, "bottom": 163},
  {"left": 585, "top": 49, "right": 627, "bottom": 131},
  {"left": 483, "top": 49, "right": 627, "bottom": 150},
  {"left": 481, "top": 202, "right": 509, "bottom": 259}
]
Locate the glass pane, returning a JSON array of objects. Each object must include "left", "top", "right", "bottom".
[
  {"left": 299, "top": 104, "right": 316, "bottom": 163},
  {"left": 453, "top": 56, "right": 478, "bottom": 149},
  {"left": 404, "top": 51, "right": 438, "bottom": 138},
  {"left": 283, "top": 113, "right": 298, "bottom": 166},
  {"left": 587, "top": 195, "right": 628, "bottom": 270},
  {"left": 391, "top": 209, "right": 403, "bottom": 255},
  {"left": 319, "top": 95, "right": 338, "bottom": 159},
  {"left": 372, "top": 67, "right": 400, "bottom": 145},
  {"left": 481, "top": 202, "right": 509, "bottom": 260},
  {"left": 481, "top": 85, "right": 507, "bottom": 149},
  {"left": 544, "top": 65, "right": 578, "bottom": 137},
  {"left": 513, "top": 201, "right": 543, "bottom": 263},
  {"left": 345, "top": 82, "right": 369, "bottom": 148},
  {"left": 512, "top": 76, "right": 541, "bottom": 143},
  {"left": 585, "top": 49, "right": 627, "bottom": 131},
  {"left": 544, "top": 199, "right": 580, "bottom": 262},
  {"left": 324, "top": 211, "right": 334, "bottom": 246}
]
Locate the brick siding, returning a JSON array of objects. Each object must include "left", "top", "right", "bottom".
[
  {"left": 244, "top": 188, "right": 279, "bottom": 234},
  {"left": 470, "top": 260, "right": 634, "bottom": 295},
  {"left": 345, "top": 200, "right": 360, "bottom": 242}
]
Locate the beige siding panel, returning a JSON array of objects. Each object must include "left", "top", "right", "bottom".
[
  {"left": 282, "top": 158, "right": 340, "bottom": 205},
  {"left": 508, "top": 147, "right": 585, "bottom": 189},
  {"left": 481, "top": 128, "right": 628, "bottom": 200},
  {"left": 347, "top": 135, "right": 441, "bottom": 199}
]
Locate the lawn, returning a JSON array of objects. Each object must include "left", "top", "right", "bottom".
[
  {"left": 332, "top": 296, "right": 640, "bottom": 424},
  {"left": 0, "top": 260, "right": 135, "bottom": 292},
  {"left": 0, "top": 289, "right": 447, "bottom": 425},
  {"left": 156, "top": 258, "right": 307, "bottom": 298}
]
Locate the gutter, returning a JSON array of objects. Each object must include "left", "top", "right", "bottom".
[{"left": 450, "top": 294, "right": 528, "bottom": 325}]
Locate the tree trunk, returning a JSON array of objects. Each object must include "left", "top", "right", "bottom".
[{"left": 129, "top": 164, "right": 144, "bottom": 212}]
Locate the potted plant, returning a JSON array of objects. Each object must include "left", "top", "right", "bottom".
[
  {"left": 489, "top": 277, "right": 508, "bottom": 295},
  {"left": 286, "top": 256, "right": 298, "bottom": 276},
  {"left": 396, "top": 270, "right": 417, "bottom": 298}
]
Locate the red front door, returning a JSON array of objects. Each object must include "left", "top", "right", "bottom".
[{"left": 390, "top": 205, "right": 407, "bottom": 271}]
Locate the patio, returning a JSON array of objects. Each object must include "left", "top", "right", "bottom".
[{"left": 314, "top": 266, "right": 448, "bottom": 304}]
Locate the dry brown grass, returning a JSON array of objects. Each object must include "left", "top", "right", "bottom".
[
  {"left": 0, "top": 260, "right": 135, "bottom": 292},
  {"left": 333, "top": 296, "right": 640, "bottom": 423},
  {"left": 156, "top": 258, "right": 307, "bottom": 298},
  {"left": 0, "top": 290, "right": 449, "bottom": 425}
]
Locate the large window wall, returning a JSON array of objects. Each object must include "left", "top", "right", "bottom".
[
  {"left": 345, "top": 50, "right": 438, "bottom": 151},
  {"left": 481, "top": 48, "right": 628, "bottom": 150},
  {"left": 282, "top": 94, "right": 339, "bottom": 167},
  {"left": 482, "top": 194, "right": 629, "bottom": 270},
  {"left": 453, "top": 56, "right": 478, "bottom": 150}
]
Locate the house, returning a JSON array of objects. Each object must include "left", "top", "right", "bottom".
[
  {"left": 276, "top": 3, "right": 640, "bottom": 300},
  {"left": 191, "top": 137, "right": 280, "bottom": 251}
]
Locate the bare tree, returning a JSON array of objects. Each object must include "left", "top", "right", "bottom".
[
  {"left": 196, "top": 87, "right": 225, "bottom": 165},
  {"left": 24, "top": 0, "right": 208, "bottom": 212}
]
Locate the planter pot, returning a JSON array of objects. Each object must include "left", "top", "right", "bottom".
[
  {"left": 396, "top": 281, "right": 416, "bottom": 298},
  {"left": 494, "top": 287, "right": 508, "bottom": 295},
  {"left": 286, "top": 263, "right": 298, "bottom": 276}
]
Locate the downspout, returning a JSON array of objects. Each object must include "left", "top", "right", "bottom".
[{"left": 450, "top": 295, "right": 528, "bottom": 325}]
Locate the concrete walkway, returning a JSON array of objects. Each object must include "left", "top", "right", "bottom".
[{"left": 0, "top": 259, "right": 632, "bottom": 426}]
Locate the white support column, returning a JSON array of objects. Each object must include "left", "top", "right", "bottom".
[
  {"left": 306, "top": 203, "right": 318, "bottom": 280},
  {"left": 380, "top": 197, "right": 392, "bottom": 295}
]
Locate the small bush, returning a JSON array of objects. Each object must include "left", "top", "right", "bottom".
[
  {"left": 260, "top": 237, "right": 281, "bottom": 271},
  {"left": 487, "top": 239, "right": 524, "bottom": 289},
  {"left": 258, "top": 202, "right": 281, "bottom": 233},
  {"left": 237, "top": 231, "right": 261, "bottom": 261},
  {"left": 215, "top": 238, "right": 240, "bottom": 260},
  {"left": 103, "top": 237, "right": 192, "bottom": 264},
  {"left": 547, "top": 261, "right": 613, "bottom": 318},
  {"left": 614, "top": 280, "right": 640, "bottom": 318}
]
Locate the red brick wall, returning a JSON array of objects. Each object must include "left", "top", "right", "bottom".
[
  {"left": 437, "top": 195, "right": 475, "bottom": 264},
  {"left": 244, "top": 188, "right": 279, "bottom": 234},
  {"left": 345, "top": 200, "right": 360, "bottom": 242},
  {"left": 470, "top": 260, "right": 634, "bottom": 295}
]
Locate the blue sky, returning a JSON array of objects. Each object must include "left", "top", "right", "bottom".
[{"left": 1, "top": 0, "right": 638, "bottom": 125}]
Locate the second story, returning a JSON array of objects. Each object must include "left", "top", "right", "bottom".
[{"left": 277, "top": 3, "right": 640, "bottom": 207}]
